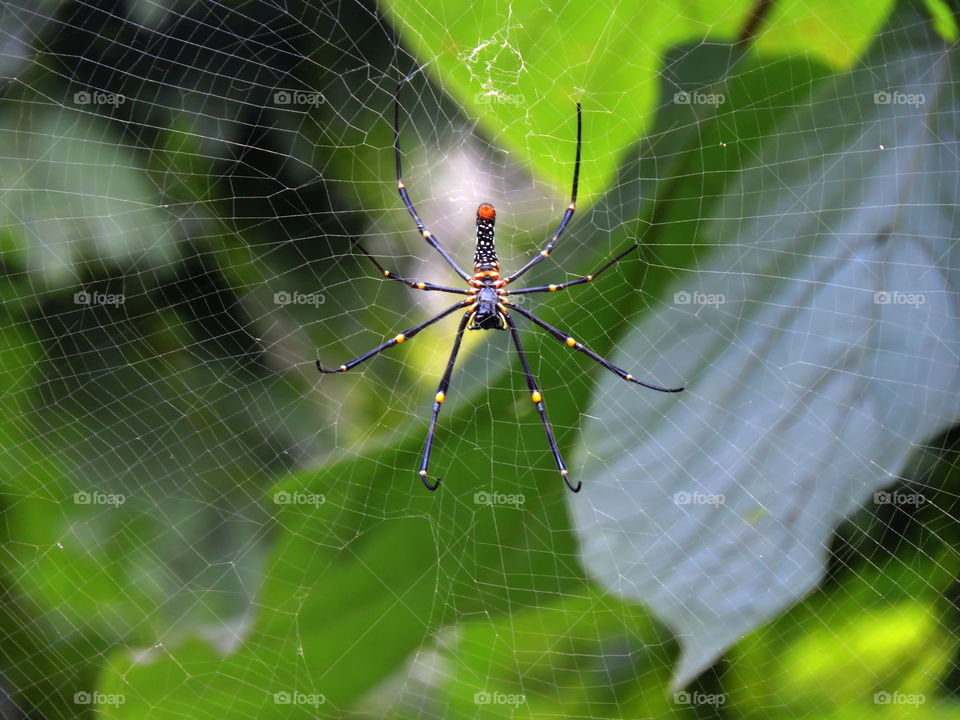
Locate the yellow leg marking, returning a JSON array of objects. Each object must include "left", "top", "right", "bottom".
[
  {"left": 383, "top": 270, "right": 390, "bottom": 276},
  {"left": 395, "top": 334, "right": 406, "bottom": 343},
  {"left": 566, "top": 337, "right": 576, "bottom": 347},
  {"left": 422, "top": 231, "right": 431, "bottom": 238},
  {"left": 417, "top": 283, "right": 425, "bottom": 289},
  {"left": 561, "top": 469, "right": 569, "bottom": 476},
  {"left": 419, "top": 469, "right": 427, "bottom": 477},
  {"left": 540, "top": 250, "right": 549, "bottom": 257},
  {"left": 549, "top": 284, "right": 557, "bottom": 291},
  {"left": 568, "top": 202, "right": 576, "bottom": 210},
  {"left": 398, "top": 181, "right": 405, "bottom": 189},
  {"left": 531, "top": 390, "right": 542, "bottom": 403},
  {"left": 435, "top": 391, "right": 445, "bottom": 403},
  {"left": 626, "top": 374, "right": 633, "bottom": 381},
  {"left": 587, "top": 275, "right": 593, "bottom": 281},
  {"left": 339, "top": 365, "right": 347, "bottom": 372}
]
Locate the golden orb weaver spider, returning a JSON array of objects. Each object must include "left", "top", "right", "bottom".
[{"left": 317, "top": 85, "right": 684, "bottom": 493}]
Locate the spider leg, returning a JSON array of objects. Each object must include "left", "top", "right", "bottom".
[
  {"left": 506, "top": 302, "right": 684, "bottom": 393},
  {"left": 504, "top": 102, "right": 581, "bottom": 286},
  {"left": 351, "top": 239, "right": 471, "bottom": 295},
  {"left": 419, "top": 309, "right": 472, "bottom": 490},
  {"left": 503, "top": 242, "right": 639, "bottom": 296},
  {"left": 503, "top": 312, "right": 581, "bottom": 493},
  {"left": 394, "top": 85, "right": 472, "bottom": 283},
  {"left": 317, "top": 299, "right": 470, "bottom": 374}
]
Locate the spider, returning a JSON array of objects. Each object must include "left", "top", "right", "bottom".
[{"left": 318, "top": 86, "right": 684, "bottom": 493}]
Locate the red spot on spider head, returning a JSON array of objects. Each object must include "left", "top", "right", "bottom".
[{"left": 477, "top": 203, "right": 496, "bottom": 221}]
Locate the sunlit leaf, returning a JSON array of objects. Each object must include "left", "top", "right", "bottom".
[{"left": 382, "top": 0, "right": 892, "bottom": 201}]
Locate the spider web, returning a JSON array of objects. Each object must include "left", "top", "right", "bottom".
[{"left": 1, "top": 0, "right": 959, "bottom": 718}]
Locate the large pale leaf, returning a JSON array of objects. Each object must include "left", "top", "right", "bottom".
[{"left": 573, "top": 0, "right": 960, "bottom": 690}]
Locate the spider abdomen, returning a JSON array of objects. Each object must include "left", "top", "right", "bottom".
[{"left": 474, "top": 203, "right": 498, "bottom": 269}]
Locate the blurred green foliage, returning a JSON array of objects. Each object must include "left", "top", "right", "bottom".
[{"left": 0, "top": 0, "right": 957, "bottom": 718}]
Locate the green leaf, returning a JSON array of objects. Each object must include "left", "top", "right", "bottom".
[
  {"left": 356, "top": 590, "right": 678, "bottom": 718},
  {"left": 97, "top": 439, "right": 582, "bottom": 717},
  {"left": 728, "top": 516, "right": 960, "bottom": 717},
  {"left": 382, "top": 0, "right": 892, "bottom": 201}
]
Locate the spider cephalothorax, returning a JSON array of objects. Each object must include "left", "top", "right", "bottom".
[{"left": 317, "top": 85, "right": 683, "bottom": 493}]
